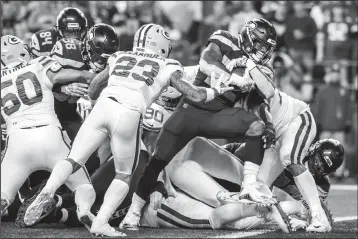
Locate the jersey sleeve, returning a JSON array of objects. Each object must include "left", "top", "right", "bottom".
[
  {"left": 32, "top": 56, "right": 63, "bottom": 90},
  {"left": 207, "top": 30, "right": 240, "bottom": 56},
  {"left": 107, "top": 52, "right": 121, "bottom": 75},
  {"left": 50, "top": 39, "right": 87, "bottom": 71}
]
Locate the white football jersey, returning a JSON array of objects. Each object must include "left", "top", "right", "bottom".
[
  {"left": 1, "top": 56, "right": 61, "bottom": 135},
  {"left": 269, "top": 89, "right": 309, "bottom": 137},
  {"left": 101, "top": 50, "right": 183, "bottom": 114},
  {"left": 143, "top": 102, "right": 173, "bottom": 132}
]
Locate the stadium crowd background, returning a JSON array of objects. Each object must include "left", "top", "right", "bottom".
[{"left": 1, "top": 0, "right": 357, "bottom": 180}]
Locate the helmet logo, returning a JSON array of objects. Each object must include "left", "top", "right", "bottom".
[
  {"left": 88, "top": 30, "right": 94, "bottom": 40},
  {"left": 68, "top": 23, "right": 80, "bottom": 29},
  {"left": 161, "top": 29, "right": 170, "bottom": 40},
  {"left": 8, "top": 36, "right": 21, "bottom": 45},
  {"left": 248, "top": 22, "right": 257, "bottom": 29},
  {"left": 323, "top": 155, "right": 333, "bottom": 167}
]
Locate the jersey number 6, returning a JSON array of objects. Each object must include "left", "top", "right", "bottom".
[
  {"left": 112, "top": 56, "right": 160, "bottom": 86},
  {"left": 1, "top": 72, "right": 43, "bottom": 116}
]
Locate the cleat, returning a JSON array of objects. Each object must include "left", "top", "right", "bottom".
[
  {"left": 320, "top": 200, "right": 334, "bottom": 226},
  {"left": 77, "top": 210, "right": 95, "bottom": 232},
  {"left": 238, "top": 182, "right": 277, "bottom": 207},
  {"left": 290, "top": 216, "right": 309, "bottom": 231},
  {"left": 21, "top": 189, "right": 56, "bottom": 227},
  {"left": 91, "top": 220, "right": 127, "bottom": 237},
  {"left": 119, "top": 207, "right": 141, "bottom": 231},
  {"left": 266, "top": 202, "right": 292, "bottom": 233},
  {"left": 1, "top": 198, "right": 10, "bottom": 217},
  {"left": 306, "top": 210, "right": 332, "bottom": 233},
  {"left": 217, "top": 191, "right": 242, "bottom": 205}
]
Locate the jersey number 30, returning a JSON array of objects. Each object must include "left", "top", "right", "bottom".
[
  {"left": 1, "top": 72, "right": 43, "bottom": 116},
  {"left": 112, "top": 56, "right": 159, "bottom": 86}
]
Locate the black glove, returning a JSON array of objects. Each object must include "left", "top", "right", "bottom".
[
  {"left": 262, "top": 122, "right": 276, "bottom": 149},
  {"left": 222, "top": 143, "right": 242, "bottom": 154}
]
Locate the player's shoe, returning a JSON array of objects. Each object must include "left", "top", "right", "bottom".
[
  {"left": 119, "top": 206, "right": 141, "bottom": 231},
  {"left": 266, "top": 202, "right": 292, "bottom": 233},
  {"left": 21, "top": 188, "right": 57, "bottom": 227},
  {"left": 306, "top": 209, "right": 332, "bottom": 233},
  {"left": 238, "top": 182, "right": 277, "bottom": 207},
  {"left": 91, "top": 218, "right": 127, "bottom": 237},
  {"left": 289, "top": 216, "right": 309, "bottom": 231},
  {"left": 1, "top": 198, "right": 9, "bottom": 217}
]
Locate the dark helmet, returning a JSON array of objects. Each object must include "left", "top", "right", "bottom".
[
  {"left": 56, "top": 7, "right": 88, "bottom": 40},
  {"left": 239, "top": 18, "right": 277, "bottom": 64},
  {"left": 85, "top": 23, "right": 120, "bottom": 72},
  {"left": 304, "top": 139, "right": 344, "bottom": 178}
]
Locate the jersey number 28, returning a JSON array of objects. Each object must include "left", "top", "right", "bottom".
[
  {"left": 1, "top": 72, "right": 43, "bottom": 116},
  {"left": 112, "top": 56, "right": 160, "bottom": 86}
]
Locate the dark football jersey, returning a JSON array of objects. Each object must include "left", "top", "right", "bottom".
[
  {"left": 184, "top": 30, "right": 247, "bottom": 112},
  {"left": 30, "top": 27, "right": 61, "bottom": 57},
  {"left": 50, "top": 38, "right": 89, "bottom": 71}
]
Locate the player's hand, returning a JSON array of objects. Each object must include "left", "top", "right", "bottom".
[
  {"left": 150, "top": 191, "right": 163, "bottom": 210},
  {"left": 61, "top": 83, "right": 89, "bottom": 97},
  {"left": 210, "top": 73, "right": 234, "bottom": 94},
  {"left": 226, "top": 56, "right": 249, "bottom": 72},
  {"left": 76, "top": 96, "right": 93, "bottom": 120},
  {"left": 262, "top": 122, "right": 276, "bottom": 149}
]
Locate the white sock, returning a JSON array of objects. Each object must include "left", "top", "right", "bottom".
[
  {"left": 95, "top": 179, "right": 129, "bottom": 224},
  {"left": 243, "top": 162, "right": 260, "bottom": 188},
  {"left": 293, "top": 170, "right": 321, "bottom": 214},
  {"left": 75, "top": 184, "right": 96, "bottom": 215},
  {"left": 59, "top": 208, "right": 69, "bottom": 223},
  {"left": 44, "top": 160, "right": 74, "bottom": 195},
  {"left": 131, "top": 193, "right": 146, "bottom": 212}
]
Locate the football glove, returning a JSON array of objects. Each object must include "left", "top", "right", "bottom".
[
  {"left": 76, "top": 95, "right": 93, "bottom": 120},
  {"left": 262, "top": 122, "right": 276, "bottom": 149},
  {"left": 210, "top": 73, "right": 234, "bottom": 94},
  {"left": 61, "top": 82, "right": 89, "bottom": 97},
  {"left": 226, "top": 56, "right": 250, "bottom": 72}
]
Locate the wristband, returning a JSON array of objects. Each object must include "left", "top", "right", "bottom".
[{"left": 205, "top": 88, "right": 216, "bottom": 102}]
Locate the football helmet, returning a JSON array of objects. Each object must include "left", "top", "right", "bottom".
[
  {"left": 56, "top": 7, "right": 88, "bottom": 40},
  {"left": 133, "top": 24, "right": 172, "bottom": 58},
  {"left": 85, "top": 23, "right": 119, "bottom": 72},
  {"left": 305, "top": 139, "right": 344, "bottom": 178},
  {"left": 1, "top": 35, "right": 31, "bottom": 68},
  {"left": 240, "top": 18, "right": 277, "bottom": 64}
]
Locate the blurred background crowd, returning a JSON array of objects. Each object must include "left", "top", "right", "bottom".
[{"left": 1, "top": 0, "right": 357, "bottom": 181}]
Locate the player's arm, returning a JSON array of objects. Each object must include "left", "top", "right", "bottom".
[
  {"left": 46, "top": 62, "right": 95, "bottom": 86},
  {"left": 88, "top": 65, "right": 110, "bottom": 100},
  {"left": 199, "top": 42, "right": 231, "bottom": 80},
  {"left": 169, "top": 70, "right": 232, "bottom": 103}
]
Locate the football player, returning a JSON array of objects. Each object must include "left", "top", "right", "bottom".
[
  {"left": 121, "top": 18, "right": 278, "bottom": 230},
  {"left": 22, "top": 23, "right": 232, "bottom": 237},
  {"left": 0, "top": 35, "right": 94, "bottom": 219},
  {"left": 30, "top": 7, "right": 87, "bottom": 58}
]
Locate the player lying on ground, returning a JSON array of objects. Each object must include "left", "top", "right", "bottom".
[
  {"left": 121, "top": 17, "right": 279, "bottom": 231},
  {"left": 0, "top": 35, "right": 95, "bottom": 219},
  {"left": 22, "top": 23, "right": 233, "bottom": 237}
]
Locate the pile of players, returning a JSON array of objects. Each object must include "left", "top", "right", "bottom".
[{"left": 1, "top": 6, "right": 345, "bottom": 237}]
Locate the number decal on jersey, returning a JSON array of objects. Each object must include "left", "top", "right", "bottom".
[
  {"left": 1, "top": 72, "right": 43, "bottom": 116},
  {"left": 144, "top": 107, "right": 164, "bottom": 123},
  {"left": 62, "top": 39, "right": 76, "bottom": 50},
  {"left": 112, "top": 56, "right": 160, "bottom": 86},
  {"left": 39, "top": 32, "right": 52, "bottom": 46}
]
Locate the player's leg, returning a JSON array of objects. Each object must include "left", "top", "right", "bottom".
[
  {"left": 167, "top": 137, "right": 244, "bottom": 207},
  {"left": 121, "top": 105, "right": 200, "bottom": 230},
  {"left": 90, "top": 98, "right": 142, "bottom": 237},
  {"left": 1, "top": 130, "right": 33, "bottom": 216},
  {"left": 257, "top": 147, "right": 285, "bottom": 187},
  {"left": 200, "top": 107, "right": 272, "bottom": 204},
  {"left": 279, "top": 110, "right": 330, "bottom": 232}
]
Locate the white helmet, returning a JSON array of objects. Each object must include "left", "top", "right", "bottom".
[
  {"left": 1, "top": 35, "right": 31, "bottom": 69},
  {"left": 133, "top": 24, "right": 172, "bottom": 58}
]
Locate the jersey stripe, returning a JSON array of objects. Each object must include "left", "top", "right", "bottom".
[
  {"left": 136, "top": 25, "right": 146, "bottom": 47},
  {"left": 209, "top": 34, "right": 239, "bottom": 51}
]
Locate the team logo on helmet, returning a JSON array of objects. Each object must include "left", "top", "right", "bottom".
[
  {"left": 247, "top": 22, "right": 257, "bottom": 29},
  {"left": 161, "top": 29, "right": 170, "bottom": 40},
  {"left": 8, "top": 36, "right": 21, "bottom": 45},
  {"left": 88, "top": 30, "right": 95, "bottom": 41}
]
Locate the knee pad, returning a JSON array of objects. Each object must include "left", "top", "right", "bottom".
[{"left": 245, "top": 120, "right": 265, "bottom": 137}]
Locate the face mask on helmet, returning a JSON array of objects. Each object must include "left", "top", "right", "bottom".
[
  {"left": 60, "top": 24, "right": 87, "bottom": 40},
  {"left": 85, "top": 42, "right": 108, "bottom": 72},
  {"left": 56, "top": 7, "right": 88, "bottom": 41},
  {"left": 240, "top": 19, "right": 277, "bottom": 64}
]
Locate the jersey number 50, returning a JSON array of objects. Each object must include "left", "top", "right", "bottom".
[
  {"left": 112, "top": 56, "right": 160, "bottom": 86},
  {"left": 1, "top": 72, "right": 43, "bottom": 116}
]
